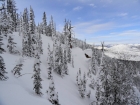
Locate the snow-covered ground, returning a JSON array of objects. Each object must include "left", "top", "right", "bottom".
[
  {"left": 95, "top": 44, "right": 140, "bottom": 61},
  {"left": 0, "top": 33, "right": 95, "bottom": 105},
  {"left": 1, "top": 33, "right": 140, "bottom": 105}
]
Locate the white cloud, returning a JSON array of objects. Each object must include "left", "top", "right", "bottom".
[
  {"left": 73, "top": 6, "right": 82, "bottom": 11},
  {"left": 85, "top": 22, "right": 114, "bottom": 33},
  {"left": 89, "top": 3, "right": 96, "bottom": 7},
  {"left": 117, "top": 30, "right": 140, "bottom": 36},
  {"left": 88, "top": 30, "right": 140, "bottom": 44},
  {"left": 117, "top": 13, "right": 128, "bottom": 17},
  {"left": 75, "top": 21, "right": 114, "bottom": 34}
]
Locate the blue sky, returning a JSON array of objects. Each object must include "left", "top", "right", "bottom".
[{"left": 15, "top": 0, "right": 140, "bottom": 45}]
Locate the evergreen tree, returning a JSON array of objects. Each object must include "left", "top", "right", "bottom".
[
  {"left": 12, "top": 64, "right": 23, "bottom": 76},
  {"left": 64, "top": 50, "right": 68, "bottom": 75},
  {"left": 58, "top": 44, "right": 65, "bottom": 77},
  {"left": 91, "top": 47, "right": 97, "bottom": 75},
  {"left": 78, "top": 77, "right": 85, "bottom": 98},
  {"left": 0, "top": 9, "right": 13, "bottom": 37},
  {"left": 32, "top": 52, "right": 43, "bottom": 96},
  {"left": 7, "top": 36, "right": 16, "bottom": 54},
  {"left": 71, "top": 56, "right": 74, "bottom": 68},
  {"left": 47, "top": 44, "right": 53, "bottom": 79},
  {"left": 0, "top": 56, "right": 8, "bottom": 80},
  {"left": 29, "top": 6, "right": 36, "bottom": 57},
  {"left": 64, "top": 20, "right": 72, "bottom": 63},
  {"left": 7, "top": 0, "right": 17, "bottom": 31},
  {"left": 0, "top": 14, "right": 7, "bottom": 80},
  {"left": 47, "top": 77, "right": 60, "bottom": 105},
  {"left": 16, "top": 13, "right": 20, "bottom": 33},
  {"left": 0, "top": 31, "right": 5, "bottom": 53},
  {"left": 29, "top": 6, "right": 35, "bottom": 35},
  {"left": 42, "top": 12, "right": 47, "bottom": 35},
  {"left": 83, "top": 72, "right": 87, "bottom": 92},
  {"left": 76, "top": 72, "right": 79, "bottom": 84},
  {"left": 54, "top": 45, "right": 59, "bottom": 73},
  {"left": 38, "top": 30, "right": 43, "bottom": 54},
  {"left": 22, "top": 8, "right": 29, "bottom": 56}
]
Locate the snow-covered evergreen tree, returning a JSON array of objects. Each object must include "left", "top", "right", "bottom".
[
  {"left": 71, "top": 56, "right": 74, "bottom": 68},
  {"left": 0, "top": 31, "right": 5, "bottom": 53},
  {"left": 64, "top": 50, "right": 68, "bottom": 75},
  {"left": 7, "top": 0, "right": 17, "bottom": 31},
  {"left": 82, "top": 72, "right": 87, "bottom": 92},
  {"left": 0, "top": 16, "right": 7, "bottom": 80},
  {"left": 32, "top": 52, "right": 43, "bottom": 96},
  {"left": 76, "top": 72, "right": 79, "bottom": 84},
  {"left": 0, "top": 56, "right": 8, "bottom": 80},
  {"left": 22, "top": 8, "right": 29, "bottom": 56},
  {"left": 0, "top": 9, "right": 13, "bottom": 37},
  {"left": 42, "top": 12, "right": 47, "bottom": 35},
  {"left": 7, "top": 36, "right": 17, "bottom": 54},
  {"left": 29, "top": 6, "right": 37, "bottom": 57},
  {"left": 91, "top": 47, "right": 97, "bottom": 75},
  {"left": 54, "top": 44, "right": 60, "bottom": 73},
  {"left": 47, "top": 44, "right": 53, "bottom": 79},
  {"left": 94, "top": 43, "right": 139, "bottom": 105},
  {"left": 78, "top": 77, "right": 85, "bottom": 98},
  {"left": 12, "top": 64, "right": 23, "bottom": 76},
  {"left": 58, "top": 43, "right": 65, "bottom": 77},
  {"left": 47, "top": 77, "right": 60, "bottom": 105}
]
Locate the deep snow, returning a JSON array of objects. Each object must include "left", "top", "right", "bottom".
[{"left": 0, "top": 33, "right": 96, "bottom": 105}]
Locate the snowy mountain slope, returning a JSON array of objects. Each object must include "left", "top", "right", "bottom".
[
  {"left": 0, "top": 33, "right": 96, "bottom": 105},
  {"left": 94, "top": 44, "right": 140, "bottom": 61}
]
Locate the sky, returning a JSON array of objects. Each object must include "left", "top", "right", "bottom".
[{"left": 15, "top": 0, "right": 140, "bottom": 45}]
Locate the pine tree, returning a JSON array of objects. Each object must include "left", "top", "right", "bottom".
[
  {"left": 71, "top": 56, "right": 74, "bottom": 68},
  {"left": 0, "top": 31, "right": 5, "bottom": 53},
  {"left": 91, "top": 47, "right": 97, "bottom": 75},
  {"left": 42, "top": 12, "right": 47, "bottom": 35},
  {"left": 29, "top": 6, "right": 36, "bottom": 57},
  {"left": 76, "top": 72, "right": 79, "bottom": 84},
  {"left": 38, "top": 31, "right": 43, "bottom": 54},
  {"left": 22, "top": 8, "right": 29, "bottom": 56},
  {"left": 54, "top": 45, "right": 59, "bottom": 73},
  {"left": 16, "top": 13, "right": 20, "bottom": 33},
  {"left": 7, "top": 36, "right": 16, "bottom": 54},
  {"left": 12, "top": 64, "right": 23, "bottom": 76},
  {"left": 64, "top": 50, "right": 68, "bottom": 75},
  {"left": 0, "top": 56, "right": 8, "bottom": 80},
  {"left": 58, "top": 44, "right": 65, "bottom": 77},
  {"left": 47, "top": 78, "right": 60, "bottom": 105},
  {"left": 78, "top": 77, "right": 85, "bottom": 98},
  {"left": 83, "top": 72, "right": 87, "bottom": 92},
  {"left": 32, "top": 52, "right": 43, "bottom": 96},
  {"left": 29, "top": 6, "right": 35, "bottom": 35},
  {"left": 0, "top": 10, "right": 13, "bottom": 37},
  {"left": 7, "top": 0, "right": 17, "bottom": 31},
  {"left": 0, "top": 15, "right": 7, "bottom": 80},
  {"left": 47, "top": 44, "right": 53, "bottom": 79}
]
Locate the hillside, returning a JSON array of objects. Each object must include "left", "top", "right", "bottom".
[{"left": 0, "top": 33, "right": 95, "bottom": 105}]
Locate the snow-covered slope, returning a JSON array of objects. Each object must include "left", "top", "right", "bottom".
[
  {"left": 0, "top": 33, "right": 95, "bottom": 105},
  {"left": 105, "top": 44, "right": 140, "bottom": 61},
  {"left": 94, "top": 44, "right": 140, "bottom": 61}
]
